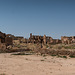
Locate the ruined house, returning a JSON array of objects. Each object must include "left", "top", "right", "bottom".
[
  {"left": 28, "top": 33, "right": 54, "bottom": 44},
  {"left": 29, "top": 33, "right": 43, "bottom": 44},
  {"left": 1, "top": 31, "right": 75, "bottom": 50},
  {"left": 61, "top": 36, "right": 75, "bottom": 44},
  {"left": 0, "top": 32, "right": 13, "bottom": 47},
  {"left": 14, "top": 36, "right": 23, "bottom": 40},
  {"left": 6, "top": 34, "right": 24, "bottom": 45},
  {"left": 0, "top": 31, "right": 6, "bottom": 50},
  {"left": 43, "top": 35, "right": 54, "bottom": 44},
  {"left": 5, "top": 35, "right": 13, "bottom": 46},
  {"left": 72, "top": 36, "right": 75, "bottom": 43},
  {"left": 0, "top": 31, "right": 6, "bottom": 43},
  {"left": 26, "top": 33, "right": 62, "bottom": 45}
]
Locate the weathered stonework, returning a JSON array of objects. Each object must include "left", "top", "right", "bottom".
[
  {"left": 0, "top": 31, "right": 6, "bottom": 43},
  {"left": 61, "top": 36, "right": 75, "bottom": 44},
  {"left": 1, "top": 31, "right": 75, "bottom": 50},
  {"left": 5, "top": 35, "right": 13, "bottom": 46}
]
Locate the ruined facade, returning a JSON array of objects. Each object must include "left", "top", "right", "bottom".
[
  {"left": 0, "top": 31, "right": 6, "bottom": 43},
  {"left": 0, "top": 32, "right": 13, "bottom": 48},
  {"left": 1, "top": 31, "right": 75, "bottom": 50},
  {"left": 5, "top": 35, "right": 13, "bottom": 46},
  {"left": 29, "top": 33, "right": 43, "bottom": 44},
  {"left": 61, "top": 36, "right": 75, "bottom": 44},
  {"left": 0, "top": 31, "right": 6, "bottom": 50},
  {"left": 72, "top": 36, "right": 75, "bottom": 43},
  {"left": 6, "top": 34, "right": 24, "bottom": 45},
  {"left": 27, "top": 33, "right": 61, "bottom": 44}
]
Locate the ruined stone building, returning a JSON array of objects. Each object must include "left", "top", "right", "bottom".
[
  {"left": 13, "top": 36, "right": 25, "bottom": 45},
  {"left": 71, "top": 36, "right": 75, "bottom": 43},
  {"left": 0, "top": 32, "right": 13, "bottom": 48},
  {"left": 6, "top": 34, "right": 25, "bottom": 45},
  {"left": 5, "top": 34, "right": 13, "bottom": 46},
  {"left": 0, "top": 31, "right": 6, "bottom": 43},
  {"left": 0, "top": 31, "right": 6, "bottom": 50},
  {"left": 43, "top": 35, "right": 53, "bottom": 44},
  {"left": 1, "top": 31, "right": 75, "bottom": 50},
  {"left": 61, "top": 36, "right": 75, "bottom": 44},
  {"left": 26, "top": 33, "right": 62, "bottom": 44},
  {"left": 29, "top": 33, "right": 44, "bottom": 44}
]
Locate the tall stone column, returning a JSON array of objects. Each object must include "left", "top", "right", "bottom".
[
  {"left": 43, "top": 35, "right": 46, "bottom": 44},
  {"left": 30, "top": 33, "right": 32, "bottom": 39}
]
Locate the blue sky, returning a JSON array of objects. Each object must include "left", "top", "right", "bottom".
[{"left": 0, "top": 0, "right": 75, "bottom": 39}]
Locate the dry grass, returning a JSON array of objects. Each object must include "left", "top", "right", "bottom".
[{"left": 0, "top": 73, "right": 6, "bottom": 75}]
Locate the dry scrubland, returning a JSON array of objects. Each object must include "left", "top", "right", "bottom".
[{"left": 0, "top": 44, "right": 75, "bottom": 75}]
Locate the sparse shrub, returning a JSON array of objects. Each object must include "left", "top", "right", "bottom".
[
  {"left": 25, "top": 58, "right": 28, "bottom": 60},
  {"left": 44, "top": 58, "right": 47, "bottom": 59},
  {"left": 17, "top": 44, "right": 21, "bottom": 48},
  {"left": 57, "top": 55, "right": 62, "bottom": 58},
  {"left": 50, "top": 46, "right": 52, "bottom": 48},
  {"left": 64, "top": 46, "right": 71, "bottom": 49},
  {"left": 46, "top": 45, "right": 49, "bottom": 48},
  {"left": 51, "top": 55, "right": 56, "bottom": 56},
  {"left": 41, "top": 59, "right": 44, "bottom": 61},
  {"left": 69, "top": 55, "right": 75, "bottom": 58},
  {"left": 64, "top": 45, "right": 75, "bottom": 49},
  {"left": 0, "top": 73, "right": 6, "bottom": 75},
  {"left": 57, "top": 46, "right": 62, "bottom": 49},
  {"left": 42, "top": 54, "right": 46, "bottom": 57},
  {"left": 53, "top": 45, "right": 63, "bottom": 49},
  {"left": 57, "top": 55, "right": 67, "bottom": 58},
  {"left": 63, "top": 56, "right": 67, "bottom": 58}
]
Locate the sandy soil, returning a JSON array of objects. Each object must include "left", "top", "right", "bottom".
[{"left": 0, "top": 53, "right": 75, "bottom": 75}]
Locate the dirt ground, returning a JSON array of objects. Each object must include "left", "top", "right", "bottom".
[{"left": 0, "top": 53, "right": 75, "bottom": 75}]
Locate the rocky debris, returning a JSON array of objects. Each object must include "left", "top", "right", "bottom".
[
  {"left": 36, "top": 49, "right": 75, "bottom": 56},
  {"left": 0, "top": 43, "right": 6, "bottom": 50}
]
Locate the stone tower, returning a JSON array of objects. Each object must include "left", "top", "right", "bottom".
[
  {"left": 30, "top": 33, "right": 32, "bottom": 39},
  {"left": 43, "top": 35, "right": 46, "bottom": 44}
]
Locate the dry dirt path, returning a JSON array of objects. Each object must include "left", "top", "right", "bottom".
[{"left": 0, "top": 53, "right": 75, "bottom": 75}]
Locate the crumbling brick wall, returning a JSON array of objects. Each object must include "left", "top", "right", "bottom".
[
  {"left": 61, "top": 36, "right": 72, "bottom": 44},
  {"left": 0, "top": 31, "right": 6, "bottom": 43},
  {"left": 5, "top": 35, "right": 13, "bottom": 46},
  {"left": 72, "top": 36, "right": 75, "bottom": 43},
  {"left": 29, "top": 33, "right": 54, "bottom": 44},
  {"left": 29, "top": 33, "right": 43, "bottom": 44}
]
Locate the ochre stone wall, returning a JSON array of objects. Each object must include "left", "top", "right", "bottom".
[
  {"left": 61, "top": 36, "right": 75, "bottom": 44},
  {"left": 5, "top": 37, "right": 13, "bottom": 46}
]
